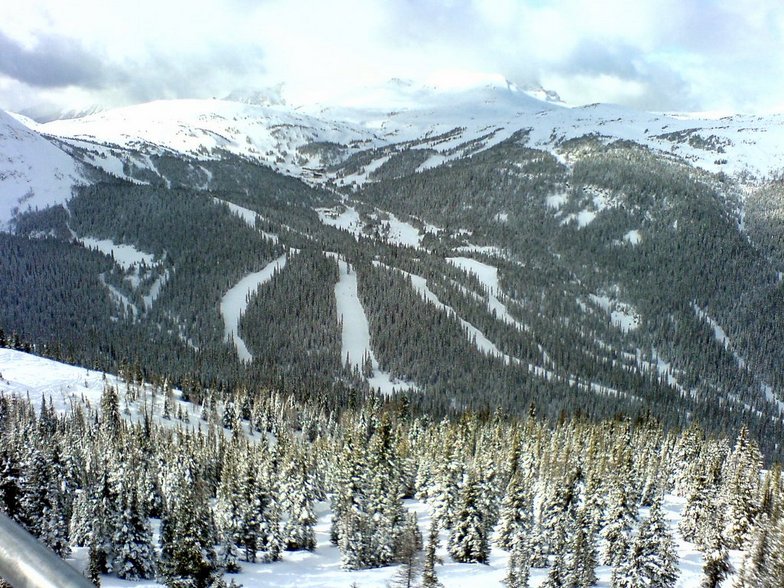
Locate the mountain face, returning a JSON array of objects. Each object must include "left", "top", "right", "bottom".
[
  {"left": 0, "top": 110, "right": 86, "bottom": 230},
  {"left": 2, "top": 81, "right": 784, "bottom": 458}
]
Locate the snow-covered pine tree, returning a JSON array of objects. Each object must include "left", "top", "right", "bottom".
[
  {"left": 722, "top": 426, "right": 763, "bottom": 549},
  {"left": 503, "top": 541, "right": 531, "bottom": 588},
  {"left": 735, "top": 513, "right": 784, "bottom": 588},
  {"left": 601, "top": 472, "right": 637, "bottom": 567},
  {"left": 448, "top": 474, "right": 490, "bottom": 564},
  {"left": 366, "top": 414, "right": 407, "bottom": 565},
  {"left": 421, "top": 519, "right": 443, "bottom": 588},
  {"left": 539, "top": 468, "right": 578, "bottom": 562},
  {"left": 563, "top": 507, "right": 598, "bottom": 588},
  {"left": 112, "top": 484, "right": 155, "bottom": 580},
  {"left": 158, "top": 456, "right": 218, "bottom": 588},
  {"left": 496, "top": 470, "right": 534, "bottom": 551},
  {"left": 612, "top": 498, "right": 678, "bottom": 588},
  {"left": 699, "top": 519, "right": 733, "bottom": 588},
  {"left": 282, "top": 448, "right": 317, "bottom": 551},
  {"left": 679, "top": 466, "right": 717, "bottom": 547}
]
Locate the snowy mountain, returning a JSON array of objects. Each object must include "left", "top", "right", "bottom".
[
  {"left": 2, "top": 78, "right": 784, "bottom": 587},
  {"left": 0, "top": 110, "right": 86, "bottom": 230},
  {"left": 2, "top": 76, "right": 784, "bottom": 464},
  {"left": 32, "top": 75, "right": 784, "bottom": 184}
]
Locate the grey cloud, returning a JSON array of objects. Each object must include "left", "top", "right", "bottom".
[{"left": 0, "top": 32, "right": 108, "bottom": 89}]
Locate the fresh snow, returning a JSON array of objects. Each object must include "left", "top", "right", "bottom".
[
  {"left": 624, "top": 229, "right": 642, "bottom": 245},
  {"left": 220, "top": 254, "right": 288, "bottom": 362},
  {"left": 588, "top": 294, "right": 641, "bottom": 333},
  {"left": 332, "top": 257, "right": 416, "bottom": 394},
  {"left": 374, "top": 211, "right": 429, "bottom": 248},
  {"left": 316, "top": 205, "right": 364, "bottom": 238},
  {"left": 317, "top": 204, "right": 432, "bottom": 249},
  {"left": 41, "top": 99, "right": 382, "bottom": 182},
  {"left": 545, "top": 193, "right": 569, "bottom": 209},
  {"left": 337, "top": 154, "right": 391, "bottom": 187},
  {"left": 22, "top": 75, "right": 784, "bottom": 194}
]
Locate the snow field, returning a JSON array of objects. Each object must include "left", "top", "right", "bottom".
[
  {"left": 316, "top": 204, "right": 432, "bottom": 249},
  {"left": 79, "top": 237, "right": 156, "bottom": 271}
]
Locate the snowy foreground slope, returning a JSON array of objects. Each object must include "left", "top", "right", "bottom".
[
  {"left": 0, "top": 110, "right": 85, "bottom": 230},
  {"left": 0, "top": 348, "right": 744, "bottom": 587}
]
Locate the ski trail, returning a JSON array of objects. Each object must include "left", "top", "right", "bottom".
[
  {"left": 332, "top": 255, "right": 417, "bottom": 394},
  {"left": 220, "top": 254, "right": 287, "bottom": 362}
]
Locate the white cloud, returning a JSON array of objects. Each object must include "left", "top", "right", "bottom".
[{"left": 1, "top": 0, "right": 782, "bottom": 115}]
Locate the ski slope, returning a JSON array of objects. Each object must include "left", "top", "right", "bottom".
[
  {"left": 332, "top": 257, "right": 416, "bottom": 394},
  {"left": 220, "top": 254, "right": 288, "bottom": 362}
]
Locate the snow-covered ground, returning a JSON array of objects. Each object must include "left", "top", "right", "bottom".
[
  {"left": 316, "top": 204, "right": 431, "bottom": 249},
  {"left": 40, "top": 98, "right": 382, "bottom": 181},
  {"left": 316, "top": 205, "right": 364, "bottom": 238},
  {"left": 220, "top": 254, "right": 288, "bottom": 362},
  {"left": 587, "top": 294, "right": 641, "bottom": 333},
  {"left": 0, "top": 348, "right": 199, "bottom": 428},
  {"left": 79, "top": 237, "right": 156, "bottom": 271},
  {"left": 18, "top": 74, "right": 782, "bottom": 201},
  {"left": 332, "top": 257, "right": 416, "bottom": 394}
]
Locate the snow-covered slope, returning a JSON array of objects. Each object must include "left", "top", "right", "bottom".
[
  {"left": 0, "top": 110, "right": 86, "bottom": 230},
  {"left": 32, "top": 77, "right": 784, "bottom": 186},
  {"left": 41, "top": 99, "right": 381, "bottom": 181}
]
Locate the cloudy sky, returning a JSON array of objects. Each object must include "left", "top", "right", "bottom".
[{"left": 2, "top": 0, "right": 783, "bottom": 118}]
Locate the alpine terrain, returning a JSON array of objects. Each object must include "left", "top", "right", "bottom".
[{"left": 1, "top": 76, "right": 784, "bottom": 587}]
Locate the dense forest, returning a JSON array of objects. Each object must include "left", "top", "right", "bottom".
[{"left": 0, "top": 349, "right": 782, "bottom": 587}]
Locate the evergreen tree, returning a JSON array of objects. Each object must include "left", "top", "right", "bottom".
[
  {"left": 112, "top": 486, "right": 156, "bottom": 580},
  {"left": 613, "top": 499, "right": 678, "bottom": 588},
  {"left": 563, "top": 508, "right": 598, "bottom": 588},
  {"left": 496, "top": 470, "right": 534, "bottom": 552},
  {"left": 421, "top": 519, "right": 443, "bottom": 588},
  {"left": 158, "top": 458, "right": 218, "bottom": 588},
  {"left": 722, "top": 427, "right": 762, "bottom": 549},
  {"left": 700, "top": 524, "right": 732, "bottom": 588},
  {"left": 282, "top": 448, "right": 317, "bottom": 551},
  {"left": 87, "top": 539, "right": 103, "bottom": 587},
  {"left": 601, "top": 474, "right": 637, "bottom": 567},
  {"left": 448, "top": 475, "right": 490, "bottom": 564},
  {"left": 503, "top": 542, "right": 530, "bottom": 588}
]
